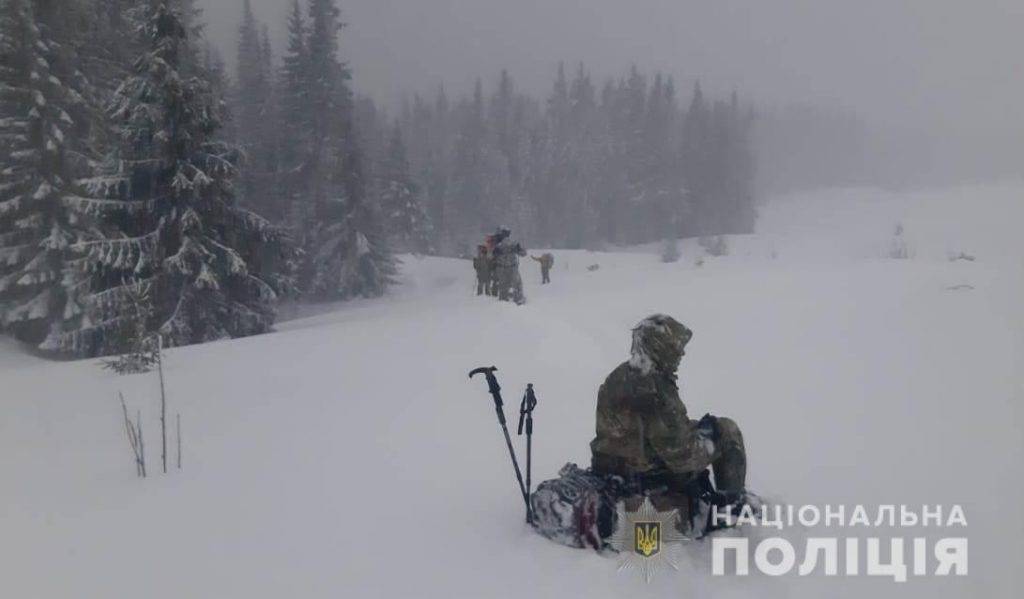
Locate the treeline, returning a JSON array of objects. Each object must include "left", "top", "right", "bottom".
[
  {"left": 0, "top": 0, "right": 756, "bottom": 359},
  {"left": 387, "top": 66, "right": 757, "bottom": 254},
  {"left": 231, "top": 2, "right": 756, "bottom": 256}
]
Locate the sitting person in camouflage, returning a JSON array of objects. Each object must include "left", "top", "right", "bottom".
[{"left": 590, "top": 315, "right": 747, "bottom": 531}]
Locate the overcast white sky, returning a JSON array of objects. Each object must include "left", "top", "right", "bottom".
[{"left": 200, "top": 0, "right": 1023, "bottom": 162}]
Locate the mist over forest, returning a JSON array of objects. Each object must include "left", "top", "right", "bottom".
[
  {"left": 204, "top": 0, "right": 1024, "bottom": 192},
  {"left": 1, "top": 0, "right": 1021, "bottom": 357}
]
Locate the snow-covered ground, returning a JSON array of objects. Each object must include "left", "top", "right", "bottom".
[{"left": 2, "top": 183, "right": 1022, "bottom": 598}]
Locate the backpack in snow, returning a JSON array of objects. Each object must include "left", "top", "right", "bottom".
[
  {"left": 529, "top": 463, "right": 628, "bottom": 550},
  {"left": 530, "top": 463, "right": 758, "bottom": 550}
]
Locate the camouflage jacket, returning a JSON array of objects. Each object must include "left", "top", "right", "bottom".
[
  {"left": 493, "top": 241, "right": 526, "bottom": 268},
  {"left": 473, "top": 255, "right": 491, "bottom": 275},
  {"left": 590, "top": 362, "right": 713, "bottom": 479},
  {"left": 532, "top": 253, "right": 554, "bottom": 269}
]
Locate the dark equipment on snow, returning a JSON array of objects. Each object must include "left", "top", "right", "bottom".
[
  {"left": 531, "top": 463, "right": 757, "bottom": 550},
  {"left": 517, "top": 384, "right": 538, "bottom": 523},
  {"left": 683, "top": 469, "right": 749, "bottom": 538},
  {"left": 531, "top": 463, "right": 624, "bottom": 549},
  {"left": 469, "top": 366, "right": 531, "bottom": 521}
]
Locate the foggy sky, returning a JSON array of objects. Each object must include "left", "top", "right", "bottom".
[{"left": 200, "top": 0, "right": 1023, "bottom": 179}]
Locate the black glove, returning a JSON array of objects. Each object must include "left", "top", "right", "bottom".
[{"left": 697, "top": 413, "right": 720, "bottom": 443}]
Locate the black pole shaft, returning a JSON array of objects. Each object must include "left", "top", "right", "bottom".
[
  {"left": 470, "top": 367, "right": 530, "bottom": 518},
  {"left": 500, "top": 420, "right": 529, "bottom": 509},
  {"left": 520, "top": 383, "right": 538, "bottom": 525},
  {"left": 525, "top": 417, "right": 533, "bottom": 523}
]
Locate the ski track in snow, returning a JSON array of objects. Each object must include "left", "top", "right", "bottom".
[{"left": 1, "top": 183, "right": 1022, "bottom": 598}]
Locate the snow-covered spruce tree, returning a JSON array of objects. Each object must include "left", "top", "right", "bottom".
[
  {"left": 311, "top": 134, "right": 398, "bottom": 298},
  {"left": 298, "top": 0, "right": 396, "bottom": 299},
  {"left": 276, "top": 0, "right": 310, "bottom": 237},
  {"left": 375, "top": 124, "right": 432, "bottom": 254},
  {"left": 201, "top": 42, "right": 230, "bottom": 115},
  {"left": 80, "top": 0, "right": 144, "bottom": 104},
  {"left": 446, "top": 78, "right": 489, "bottom": 251},
  {"left": 233, "top": 0, "right": 279, "bottom": 221},
  {"left": 61, "top": 1, "right": 290, "bottom": 353},
  {"left": 0, "top": 0, "right": 109, "bottom": 350}
]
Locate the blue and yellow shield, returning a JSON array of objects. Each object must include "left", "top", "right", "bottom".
[{"left": 634, "top": 521, "right": 661, "bottom": 557}]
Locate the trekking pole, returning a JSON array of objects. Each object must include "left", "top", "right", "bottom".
[
  {"left": 469, "top": 367, "right": 530, "bottom": 517},
  {"left": 517, "top": 383, "right": 538, "bottom": 524}
]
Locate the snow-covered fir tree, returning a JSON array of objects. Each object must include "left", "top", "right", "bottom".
[
  {"left": 233, "top": 0, "right": 279, "bottom": 221},
  {"left": 375, "top": 125, "right": 432, "bottom": 254},
  {"left": 80, "top": 0, "right": 144, "bottom": 104},
  {"left": 60, "top": 1, "right": 291, "bottom": 354},
  {"left": 276, "top": 0, "right": 310, "bottom": 231},
  {"left": 0, "top": 0, "right": 108, "bottom": 351},
  {"left": 446, "top": 79, "right": 490, "bottom": 253},
  {"left": 291, "top": 0, "right": 396, "bottom": 299},
  {"left": 319, "top": 134, "right": 398, "bottom": 298}
]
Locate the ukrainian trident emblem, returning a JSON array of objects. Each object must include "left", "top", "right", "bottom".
[
  {"left": 634, "top": 521, "right": 661, "bottom": 557},
  {"left": 609, "top": 497, "right": 689, "bottom": 582}
]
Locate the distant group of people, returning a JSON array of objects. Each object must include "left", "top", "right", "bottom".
[{"left": 472, "top": 228, "right": 555, "bottom": 305}]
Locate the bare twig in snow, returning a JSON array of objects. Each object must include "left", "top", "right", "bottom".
[
  {"left": 119, "top": 393, "right": 146, "bottom": 477},
  {"left": 157, "top": 337, "right": 167, "bottom": 474},
  {"left": 120, "top": 393, "right": 140, "bottom": 476},
  {"left": 137, "top": 409, "right": 146, "bottom": 478},
  {"left": 176, "top": 413, "right": 182, "bottom": 470}
]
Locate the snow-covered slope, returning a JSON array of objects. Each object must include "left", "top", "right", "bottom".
[{"left": 2, "top": 184, "right": 1022, "bottom": 598}]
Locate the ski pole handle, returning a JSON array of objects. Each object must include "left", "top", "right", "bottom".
[
  {"left": 468, "top": 366, "right": 498, "bottom": 377},
  {"left": 518, "top": 384, "right": 537, "bottom": 435},
  {"left": 469, "top": 366, "right": 500, "bottom": 393},
  {"left": 517, "top": 393, "right": 526, "bottom": 435},
  {"left": 470, "top": 366, "right": 505, "bottom": 421}
]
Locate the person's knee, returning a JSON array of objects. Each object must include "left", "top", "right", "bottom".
[
  {"left": 716, "top": 416, "right": 742, "bottom": 441},
  {"left": 712, "top": 416, "right": 747, "bottom": 492},
  {"left": 714, "top": 416, "right": 746, "bottom": 457}
]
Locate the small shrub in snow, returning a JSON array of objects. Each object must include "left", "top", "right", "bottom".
[
  {"left": 661, "top": 238, "right": 681, "bottom": 263},
  {"left": 699, "top": 235, "right": 729, "bottom": 257},
  {"left": 888, "top": 223, "right": 910, "bottom": 259},
  {"left": 102, "top": 283, "right": 159, "bottom": 375},
  {"left": 948, "top": 252, "right": 976, "bottom": 262}
]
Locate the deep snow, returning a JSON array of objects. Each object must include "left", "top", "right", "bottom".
[{"left": 1, "top": 184, "right": 1022, "bottom": 598}]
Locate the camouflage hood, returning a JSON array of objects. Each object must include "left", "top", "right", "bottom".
[{"left": 628, "top": 315, "right": 693, "bottom": 375}]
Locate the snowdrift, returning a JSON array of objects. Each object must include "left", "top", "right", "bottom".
[{"left": 1, "top": 183, "right": 1022, "bottom": 598}]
